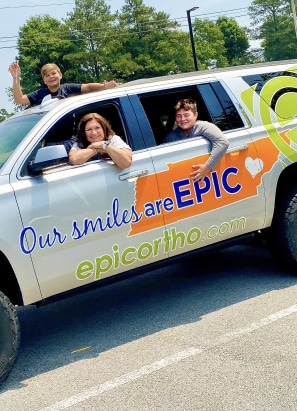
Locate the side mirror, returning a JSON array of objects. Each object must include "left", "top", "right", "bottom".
[{"left": 28, "top": 145, "right": 69, "bottom": 175}]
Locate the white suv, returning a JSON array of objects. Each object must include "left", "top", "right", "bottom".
[{"left": 1, "top": 60, "right": 297, "bottom": 383}]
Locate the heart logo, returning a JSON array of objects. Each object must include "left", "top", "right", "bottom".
[{"left": 245, "top": 157, "right": 263, "bottom": 178}]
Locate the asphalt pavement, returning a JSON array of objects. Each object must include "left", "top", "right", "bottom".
[{"left": 1, "top": 243, "right": 297, "bottom": 411}]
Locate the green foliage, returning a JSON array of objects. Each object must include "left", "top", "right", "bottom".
[
  {"left": 262, "top": 14, "right": 297, "bottom": 60},
  {"left": 9, "top": 0, "right": 266, "bottom": 108},
  {"left": 114, "top": 0, "right": 192, "bottom": 80},
  {"left": 17, "top": 15, "right": 77, "bottom": 93},
  {"left": 249, "top": 0, "right": 287, "bottom": 27},
  {"left": 0, "top": 109, "right": 14, "bottom": 123},
  {"left": 192, "top": 16, "right": 251, "bottom": 69},
  {"left": 216, "top": 16, "right": 250, "bottom": 65},
  {"left": 63, "top": 0, "right": 116, "bottom": 82},
  {"left": 5, "top": 87, "right": 24, "bottom": 114},
  {"left": 249, "top": 0, "right": 297, "bottom": 61},
  {"left": 192, "top": 19, "right": 229, "bottom": 69}
]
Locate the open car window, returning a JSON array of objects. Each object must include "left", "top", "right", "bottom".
[
  {"left": 137, "top": 82, "right": 244, "bottom": 146},
  {"left": 21, "top": 102, "right": 129, "bottom": 177}
]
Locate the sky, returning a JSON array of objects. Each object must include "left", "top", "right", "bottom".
[{"left": 0, "top": 0, "right": 253, "bottom": 112}]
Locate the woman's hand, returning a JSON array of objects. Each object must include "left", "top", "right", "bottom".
[
  {"left": 89, "top": 141, "right": 105, "bottom": 153},
  {"left": 90, "top": 141, "right": 132, "bottom": 169}
]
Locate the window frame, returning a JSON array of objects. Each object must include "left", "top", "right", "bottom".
[
  {"left": 135, "top": 81, "right": 244, "bottom": 147},
  {"left": 19, "top": 98, "right": 137, "bottom": 177}
]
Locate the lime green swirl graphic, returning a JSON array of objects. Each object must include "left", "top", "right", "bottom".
[{"left": 242, "top": 65, "right": 297, "bottom": 163}]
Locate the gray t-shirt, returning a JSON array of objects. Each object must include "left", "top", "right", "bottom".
[{"left": 164, "top": 120, "right": 229, "bottom": 170}]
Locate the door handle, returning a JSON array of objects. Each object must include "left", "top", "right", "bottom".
[
  {"left": 119, "top": 169, "right": 149, "bottom": 181},
  {"left": 226, "top": 144, "right": 248, "bottom": 154}
]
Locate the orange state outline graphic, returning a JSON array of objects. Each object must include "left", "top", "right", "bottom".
[{"left": 129, "top": 136, "right": 280, "bottom": 236}]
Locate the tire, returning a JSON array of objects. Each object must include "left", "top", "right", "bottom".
[
  {"left": 269, "top": 188, "right": 297, "bottom": 271},
  {"left": 0, "top": 291, "right": 20, "bottom": 384}
]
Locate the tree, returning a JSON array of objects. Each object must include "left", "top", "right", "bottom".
[
  {"left": 261, "top": 14, "right": 297, "bottom": 60},
  {"left": 249, "top": 0, "right": 286, "bottom": 26},
  {"left": 216, "top": 16, "right": 250, "bottom": 65},
  {"left": 17, "top": 15, "right": 78, "bottom": 94},
  {"left": 192, "top": 19, "right": 229, "bottom": 70},
  {"left": 0, "top": 109, "right": 14, "bottom": 123},
  {"left": 9, "top": 0, "right": 259, "bottom": 107},
  {"left": 248, "top": 0, "right": 297, "bottom": 61},
  {"left": 64, "top": 0, "right": 117, "bottom": 82},
  {"left": 114, "top": 0, "right": 192, "bottom": 80}
]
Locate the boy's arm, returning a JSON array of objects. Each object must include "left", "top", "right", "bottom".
[
  {"left": 81, "top": 80, "right": 118, "bottom": 94},
  {"left": 190, "top": 121, "right": 229, "bottom": 182},
  {"left": 8, "top": 62, "right": 30, "bottom": 105}
]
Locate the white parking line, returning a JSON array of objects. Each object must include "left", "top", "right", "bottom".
[{"left": 40, "top": 304, "right": 297, "bottom": 411}]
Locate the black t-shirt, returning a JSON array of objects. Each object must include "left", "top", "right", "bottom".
[{"left": 27, "top": 83, "right": 82, "bottom": 106}]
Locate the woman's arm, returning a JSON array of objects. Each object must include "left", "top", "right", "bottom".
[
  {"left": 90, "top": 141, "right": 132, "bottom": 169},
  {"left": 69, "top": 146, "right": 98, "bottom": 165},
  {"left": 69, "top": 141, "right": 132, "bottom": 169}
]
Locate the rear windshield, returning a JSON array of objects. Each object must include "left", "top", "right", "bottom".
[{"left": 0, "top": 113, "right": 45, "bottom": 169}]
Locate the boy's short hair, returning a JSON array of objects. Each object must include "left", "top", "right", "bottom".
[
  {"left": 41, "top": 63, "right": 61, "bottom": 79},
  {"left": 175, "top": 98, "right": 197, "bottom": 114}
]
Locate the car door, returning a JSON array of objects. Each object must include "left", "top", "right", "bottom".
[
  {"left": 130, "top": 82, "right": 268, "bottom": 258},
  {"left": 10, "top": 97, "right": 167, "bottom": 299}
]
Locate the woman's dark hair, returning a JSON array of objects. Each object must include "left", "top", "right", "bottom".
[{"left": 75, "top": 113, "right": 115, "bottom": 148}]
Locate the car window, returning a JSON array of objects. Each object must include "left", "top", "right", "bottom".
[
  {"left": 242, "top": 70, "right": 297, "bottom": 119},
  {"left": 198, "top": 83, "right": 244, "bottom": 130},
  {"left": 137, "top": 82, "right": 243, "bottom": 146},
  {"left": 0, "top": 113, "right": 45, "bottom": 170},
  {"left": 138, "top": 86, "right": 211, "bottom": 145},
  {"left": 43, "top": 103, "right": 128, "bottom": 148},
  {"left": 21, "top": 101, "right": 130, "bottom": 177},
  {"left": 242, "top": 72, "right": 284, "bottom": 94}
]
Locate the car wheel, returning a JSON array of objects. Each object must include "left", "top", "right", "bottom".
[
  {"left": 269, "top": 188, "right": 297, "bottom": 271},
  {"left": 0, "top": 291, "right": 20, "bottom": 384}
]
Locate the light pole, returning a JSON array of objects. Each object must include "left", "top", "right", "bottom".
[
  {"left": 291, "top": 0, "right": 297, "bottom": 40},
  {"left": 187, "top": 7, "right": 199, "bottom": 71}
]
